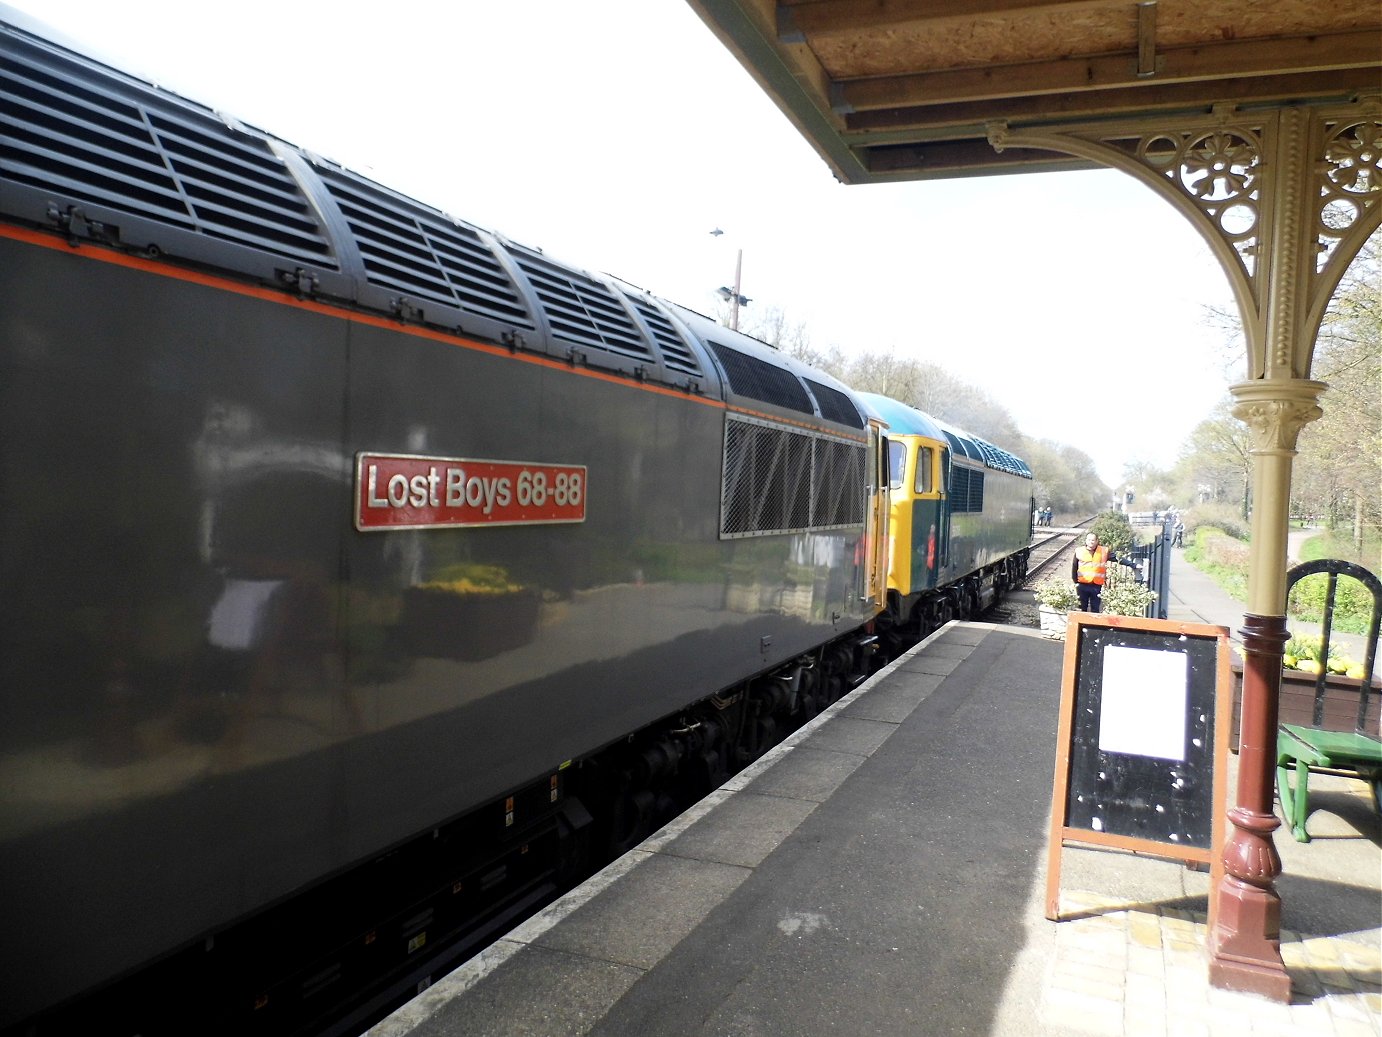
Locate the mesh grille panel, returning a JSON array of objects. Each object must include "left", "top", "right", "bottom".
[
  {"left": 805, "top": 379, "right": 863, "bottom": 428},
  {"left": 721, "top": 417, "right": 864, "bottom": 538},
  {"left": 1, "top": 43, "right": 335, "bottom": 265},
  {"left": 814, "top": 437, "right": 866, "bottom": 527},
  {"left": 710, "top": 344, "right": 813, "bottom": 415},
  {"left": 950, "top": 465, "right": 970, "bottom": 512}
]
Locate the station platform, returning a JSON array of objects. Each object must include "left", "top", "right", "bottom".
[{"left": 367, "top": 555, "right": 1381, "bottom": 1037}]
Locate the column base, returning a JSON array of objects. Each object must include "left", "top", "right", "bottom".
[
  {"left": 1207, "top": 874, "right": 1292, "bottom": 1002},
  {"left": 1208, "top": 951, "right": 1293, "bottom": 1002}
]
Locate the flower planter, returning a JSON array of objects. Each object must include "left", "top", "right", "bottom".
[
  {"left": 401, "top": 588, "right": 540, "bottom": 661},
  {"left": 1038, "top": 604, "right": 1068, "bottom": 638},
  {"left": 1229, "top": 660, "right": 1381, "bottom": 751}
]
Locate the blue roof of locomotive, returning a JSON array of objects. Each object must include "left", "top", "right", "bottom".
[
  {"left": 857, "top": 393, "right": 946, "bottom": 440},
  {"left": 858, "top": 393, "right": 1032, "bottom": 479}
]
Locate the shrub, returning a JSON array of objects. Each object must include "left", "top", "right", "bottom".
[
  {"left": 1282, "top": 632, "right": 1366, "bottom": 677},
  {"left": 1198, "top": 528, "right": 1252, "bottom": 569},
  {"left": 1089, "top": 511, "right": 1135, "bottom": 553},
  {"left": 1034, "top": 577, "right": 1079, "bottom": 611},
  {"left": 1184, "top": 503, "right": 1251, "bottom": 542},
  {"left": 1297, "top": 529, "right": 1382, "bottom": 570},
  {"left": 1102, "top": 562, "right": 1158, "bottom": 618},
  {"left": 1287, "top": 570, "right": 1379, "bottom": 636},
  {"left": 1034, "top": 563, "right": 1156, "bottom": 618}
]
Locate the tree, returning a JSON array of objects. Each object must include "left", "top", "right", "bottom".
[
  {"left": 1168, "top": 228, "right": 1378, "bottom": 550},
  {"left": 1293, "top": 232, "right": 1381, "bottom": 549},
  {"left": 1018, "top": 438, "right": 1109, "bottom": 514},
  {"left": 1120, "top": 460, "right": 1177, "bottom": 511},
  {"left": 1179, "top": 400, "right": 1253, "bottom": 517},
  {"left": 738, "top": 305, "right": 821, "bottom": 364}
]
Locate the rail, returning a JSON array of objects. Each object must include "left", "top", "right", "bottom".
[{"left": 1023, "top": 518, "right": 1094, "bottom": 585}]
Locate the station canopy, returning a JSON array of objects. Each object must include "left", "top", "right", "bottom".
[{"left": 684, "top": 0, "right": 1382, "bottom": 183}]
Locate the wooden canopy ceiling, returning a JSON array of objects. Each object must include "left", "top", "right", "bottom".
[{"left": 684, "top": 0, "right": 1382, "bottom": 182}]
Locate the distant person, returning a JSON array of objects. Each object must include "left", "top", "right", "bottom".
[
  {"left": 1043, "top": 507, "right": 1052, "bottom": 526},
  {"left": 1173, "top": 519, "right": 1185, "bottom": 547},
  {"left": 1071, "top": 531, "right": 1120, "bottom": 613}
]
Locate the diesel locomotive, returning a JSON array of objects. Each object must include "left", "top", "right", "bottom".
[
  {"left": 860, "top": 393, "right": 1034, "bottom": 648},
  {"left": 0, "top": 10, "right": 1029, "bottom": 1035}
]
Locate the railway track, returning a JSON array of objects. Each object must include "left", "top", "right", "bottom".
[{"left": 1023, "top": 519, "right": 1095, "bottom": 586}]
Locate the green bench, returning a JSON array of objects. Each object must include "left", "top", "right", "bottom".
[{"left": 1275, "top": 559, "right": 1382, "bottom": 842}]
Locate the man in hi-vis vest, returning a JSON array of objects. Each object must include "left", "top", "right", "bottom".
[{"left": 1070, "top": 531, "right": 1119, "bottom": 613}]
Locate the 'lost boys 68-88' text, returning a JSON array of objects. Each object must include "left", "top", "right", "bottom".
[{"left": 355, "top": 453, "right": 586, "bottom": 530}]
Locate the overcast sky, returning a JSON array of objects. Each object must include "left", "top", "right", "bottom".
[{"left": 9, "top": 0, "right": 1252, "bottom": 487}]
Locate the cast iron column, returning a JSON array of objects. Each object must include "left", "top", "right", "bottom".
[{"left": 1210, "top": 381, "right": 1323, "bottom": 998}]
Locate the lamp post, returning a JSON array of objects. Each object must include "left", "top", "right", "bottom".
[{"left": 710, "top": 229, "right": 750, "bottom": 330}]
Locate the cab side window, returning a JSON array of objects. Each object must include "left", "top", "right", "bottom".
[
  {"left": 915, "top": 446, "right": 933, "bottom": 494},
  {"left": 888, "top": 441, "right": 906, "bottom": 491}
]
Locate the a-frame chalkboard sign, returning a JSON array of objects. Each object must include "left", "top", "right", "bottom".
[{"left": 1045, "top": 613, "right": 1233, "bottom": 921}]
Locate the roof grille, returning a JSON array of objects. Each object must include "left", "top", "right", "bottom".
[
  {"left": 627, "top": 296, "right": 702, "bottom": 376},
  {"left": 709, "top": 343, "right": 813, "bottom": 416},
  {"left": 509, "top": 249, "right": 653, "bottom": 360},
  {"left": 0, "top": 41, "right": 335, "bottom": 266},
  {"left": 316, "top": 169, "right": 534, "bottom": 327},
  {"left": 805, "top": 379, "right": 862, "bottom": 428}
]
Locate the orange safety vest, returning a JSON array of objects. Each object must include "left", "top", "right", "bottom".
[{"left": 1075, "top": 545, "right": 1110, "bottom": 585}]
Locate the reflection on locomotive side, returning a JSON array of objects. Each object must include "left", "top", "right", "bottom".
[{"left": 0, "top": 15, "right": 1024, "bottom": 1034}]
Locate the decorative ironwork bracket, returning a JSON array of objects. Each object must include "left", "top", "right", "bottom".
[{"left": 987, "top": 100, "right": 1381, "bottom": 382}]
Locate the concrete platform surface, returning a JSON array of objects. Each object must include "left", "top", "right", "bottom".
[{"left": 367, "top": 617, "right": 1381, "bottom": 1037}]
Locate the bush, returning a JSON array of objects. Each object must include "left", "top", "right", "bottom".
[
  {"left": 1088, "top": 511, "right": 1135, "bottom": 553},
  {"left": 1034, "top": 577, "right": 1078, "bottom": 611},
  {"left": 1196, "top": 527, "right": 1252, "bottom": 569},
  {"left": 1297, "top": 529, "right": 1382, "bottom": 570},
  {"left": 1102, "top": 562, "right": 1158, "bottom": 617},
  {"left": 1287, "top": 570, "right": 1379, "bottom": 636},
  {"left": 1283, "top": 632, "right": 1367, "bottom": 677},
  {"left": 1184, "top": 502, "right": 1251, "bottom": 541},
  {"left": 1033, "top": 563, "right": 1156, "bottom": 618},
  {"left": 1184, "top": 526, "right": 1251, "bottom": 601}
]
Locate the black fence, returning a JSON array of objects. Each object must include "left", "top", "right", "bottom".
[{"left": 1123, "top": 518, "right": 1173, "bottom": 620}]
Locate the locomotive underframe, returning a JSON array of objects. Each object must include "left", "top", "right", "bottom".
[{"left": 24, "top": 626, "right": 878, "bottom": 1037}]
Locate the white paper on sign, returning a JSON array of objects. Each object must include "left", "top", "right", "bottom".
[{"left": 1097, "top": 646, "right": 1188, "bottom": 760}]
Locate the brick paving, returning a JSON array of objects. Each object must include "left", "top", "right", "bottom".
[{"left": 1039, "top": 894, "right": 1381, "bottom": 1036}]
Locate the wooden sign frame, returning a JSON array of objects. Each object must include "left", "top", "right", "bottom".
[{"left": 1045, "top": 613, "right": 1233, "bottom": 921}]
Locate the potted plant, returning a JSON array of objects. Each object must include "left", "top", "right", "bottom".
[
  {"left": 1032, "top": 562, "right": 1157, "bottom": 637},
  {"left": 1033, "top": 577, "right": 1077, "bottom": 636}
]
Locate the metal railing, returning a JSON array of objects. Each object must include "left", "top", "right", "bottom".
[{"left": 1122, "top": 517, "right": 1173, "bottom": 620}]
